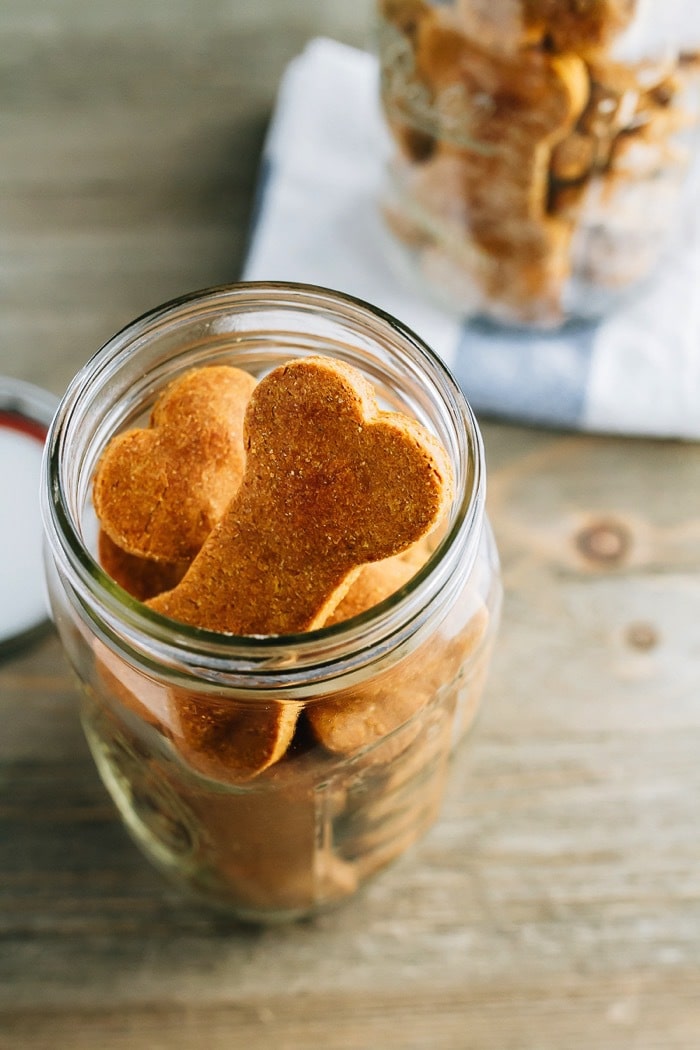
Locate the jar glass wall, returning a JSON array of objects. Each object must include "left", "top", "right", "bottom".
[
  {"left": 377, "top": 1, "right": 700, "bottom": 329},
  {"left": 41, "top": 282, "right": 501, "bottom": 922}
]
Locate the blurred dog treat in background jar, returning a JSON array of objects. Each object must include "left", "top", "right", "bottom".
[{"left": 377, "top": 0, "right": 700, "bottom": 328}]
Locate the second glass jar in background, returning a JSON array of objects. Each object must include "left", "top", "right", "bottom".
[
  {"left": 377, "top": 0, "right": 700, "bottom": 328},
  {"left": 41, "top": 282, "right": 501, "bottom": 923}
]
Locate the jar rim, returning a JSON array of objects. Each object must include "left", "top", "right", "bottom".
[{"left": 42, "top": 280, "right": 485, "bottom": 688}]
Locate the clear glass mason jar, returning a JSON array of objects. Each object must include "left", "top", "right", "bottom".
[
  {"left": 377, "top": 0, "right": 700, "bottom": 328},
  {"left": 41, "top": 282, "right": 501, "bottom": 923}
]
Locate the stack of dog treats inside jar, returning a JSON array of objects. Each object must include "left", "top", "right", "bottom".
[{"left": 378, "top": 0, "right": 700, "bottom": 328}]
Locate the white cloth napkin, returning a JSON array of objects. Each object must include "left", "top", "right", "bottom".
[{"left": 243, "top": 37, "right": 700, "bottom": 439}]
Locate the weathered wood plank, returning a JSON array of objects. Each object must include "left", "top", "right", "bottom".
[{"left": 3, "top": 975, "right": 700, "bottom": 1050}]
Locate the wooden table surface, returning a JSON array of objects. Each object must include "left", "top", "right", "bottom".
[{"left": 3, "top": 3, "right": 700, "bottom": 1048}]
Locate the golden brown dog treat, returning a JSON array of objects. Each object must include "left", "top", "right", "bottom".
[
  {"left": 92, "top": 636, "right": 178, "bottom": 733},
  {"left": 405, "top": 141, "right": 574, "bottom": 322},
  {"left": 522, "top": 0, "right": 638, "bottom": 53},
  {"left": 548, "top": 58, "right": 692, "bottom": 218},
  {"left": 381, "top": 1, "right": 698, "bottom": 322},
  {"left": 169, "top": 692, "right": 301, "bottom": 783},
  {"left": 308, "top": 599, "right": 490, "bottom": 756},
  {"left": 307, "top": 654, "right": 432, "bottom": 757},
  {"left": 95, "top": 640, "right": 303, "bottom": 784},
  {"left": 387, "top": 137, "right": 574, "bottom": 318},
  {"left": 332, "top": 689, "right": 457, "bottom": 880},
  {"left": 380, "top": 0, "right": 593, "bottom": 324},
  {"left": 550, "top": 131, "right": 597, "bottom": 184},
  {"left": 400, "top": 22, "right": 588, "bottom": 318},
  {"left": 413, "top": 18, "right": 589, "bottom": 148},
  {"left": 148, "top": 356, "right": 453, "bottom": 637},
  {"left": 327, "top": 536, "right": 433, "bottom": 626},
  {"left": 176, "top": 754, "right": 357, "bottom": 913},
  {"left": 379, "top": 0, "right": 432, "bottom": 41},
  {"left": 576, "top": 61, "right": 644, "bottom": 170},
  {"left": 93, "top": 365, "right": 256, "bottom": 563},
  {"left": 98, "top": 530, "right": 187, "bottom": 601}
]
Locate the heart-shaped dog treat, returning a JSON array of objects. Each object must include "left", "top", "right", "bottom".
[
  {"left": 97, "top": 530, "right": 188, "bottom": 601},
  {"left": 93, "top": 365, "right": 257, "bottom": 563},
  {"left": 148, "top": 356, "right": 454, "bottom": 636}
]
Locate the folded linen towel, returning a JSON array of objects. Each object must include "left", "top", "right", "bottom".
[{"left": 243, "top": 37, "right": 700, "bottom": 439}]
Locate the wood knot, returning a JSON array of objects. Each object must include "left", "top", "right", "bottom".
[
  {"left": 575, "top": 519, "right": 630, "bottom": 566},
  {"left": 625, "top": 621, "right": 659, "bottom": 652}
]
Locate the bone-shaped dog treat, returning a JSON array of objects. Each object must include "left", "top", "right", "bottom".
[
  {"left": 414, "top": 16, "right": 589, "bottom": 149},
  {"left": 380, "top": 0, "right": 431, "bottom": 39},
  {"left": 170, "top": 692, "right": 302, "bottom": 782},
  {"left": 523, "top": 0, "right": 638, "bottom": 54},
  {"left": 93, "top": 365, "right": 257, "bottom": 563},
  {"left": 455, "top": 0, "right": 637, "bottom": 54},
  {"left": 401, "top": 16, "right": 588, "bottom": 321},
  {"left": 92, "top": 634, "right": 300, "bottom": 783},
  {"left": 148, "top": 356, "right": 453, "bottom": 636}
]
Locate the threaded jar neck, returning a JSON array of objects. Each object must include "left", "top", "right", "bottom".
[{"left": 42, "top": 282, "right": 485, "bottom": 695}]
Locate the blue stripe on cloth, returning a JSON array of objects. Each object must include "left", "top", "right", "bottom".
[{"left": 451, "top": 320, "right": 597, "bottom": 429}]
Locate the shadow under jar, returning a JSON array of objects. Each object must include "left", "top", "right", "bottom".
[
  {"left": 41, "top": 282, "right": 501, "bottom": 923},
  {"left": 377, "top": 0, "right": 700, "bottom": 328}
]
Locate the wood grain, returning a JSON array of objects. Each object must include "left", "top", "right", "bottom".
[{"left": 2, "top": 2, "right": 700, "bottom": 1048}]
